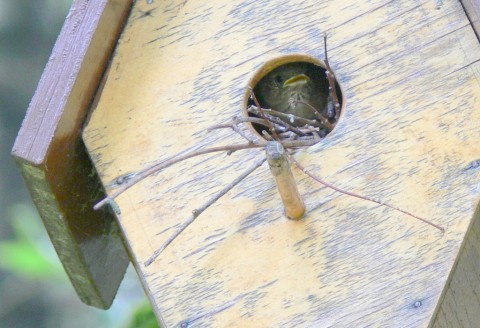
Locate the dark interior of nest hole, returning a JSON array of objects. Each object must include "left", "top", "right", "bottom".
[{"left": 248, "top": 61, "right": 342, "bottom": 139}]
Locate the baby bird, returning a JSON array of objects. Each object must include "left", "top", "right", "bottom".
[{"left": 254, "top": 62, "right": 328, "bottom": 124}]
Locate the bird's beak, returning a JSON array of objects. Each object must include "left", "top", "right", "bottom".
[{"left": 283, "top": 74, "right": 310, "bottom": 88}]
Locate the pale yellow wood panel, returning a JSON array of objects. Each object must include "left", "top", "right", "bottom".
[{"left": 84, "top": 0, "right": 480, "bottom": 326}]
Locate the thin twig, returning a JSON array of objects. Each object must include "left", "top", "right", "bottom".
[
  {"left": 278, "top": 131, "right": 298, "bottom": 140},
  {"left": 289, "top": 155, "right": 445, "bottom": 233},
  {"left": 260, "top": 113, "right": 308, "bottom": 136},
  {"left": 248, "top": 106, "right": 325, "bottom": 129},
  {"left": 323, "top": 33, "right": 341, "bottom": 120},
  {"left": 95, "top": 139, "right": 319, "bottom": 210},
  {"left": 248, "top": 88, "right": 281, "bottom": 140},
  {"left": 94, "top": 143, "right": 263, "bottom": 210},
  {"left": 235, "top": 116, "right": 291, "bottom": 134},
  {"left": 208, "top": 118, "right": 259, "bottom": 144},
  {"left": 299, "top": 127, "right": 320, "bottom": 134},
  {"left": 293, "top": 100, "right": 333, "bottom": 131},
  {"left": 144, "top": 157, "right": 267, "bottom": 266},
  {"left": 234, "top": 116, "right": 277, "bottom": 127},
  {"left": 210, "top": 117, "right": 291, "bottom": 138}
]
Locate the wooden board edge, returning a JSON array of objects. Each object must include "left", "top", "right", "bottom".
[
  {"left": 12, "top": 0, "right": 132, "bottom": 161},
  {"left": 11, "top": 0, "right": 133, "bottom": 309},
  {"left": 460, "top": 0, "right": 480, "bottom": 41},
  {"left": 14, "top": 158, "right": 129, "bottom": 309},
  {"left": 430, "top": 201, "right": 480, "bottom": 328}
]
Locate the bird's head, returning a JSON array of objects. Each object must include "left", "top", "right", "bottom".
[{"left": 254, "top": 62, "right": 322, "bottom": 121}]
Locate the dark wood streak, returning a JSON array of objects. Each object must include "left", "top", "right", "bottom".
[
  {"left": 179, "top": 280, "right": 279, "bottom": 327},
  {"left": 460, "top": 0, "right": 480, "bottom": 40}
]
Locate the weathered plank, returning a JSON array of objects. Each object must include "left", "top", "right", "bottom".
[
  {"left": 12, "top": 0, "right": 132, "bottom": 308},
  {"left": 84, "top": 0, "right": 480, "bottom": 326}
]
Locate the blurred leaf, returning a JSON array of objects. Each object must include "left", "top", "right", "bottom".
[
  {"left": 0, "top": 239, "right": 55, "bottom": 279},
  {"left": 0, "top": 203, "right": 64, "bottom": 280},
  {"left": 126, "top": 302, "right": 160, "bottom": 328},
  {"left": 7, "top": 203, "right": 45, "bottom": 241}
]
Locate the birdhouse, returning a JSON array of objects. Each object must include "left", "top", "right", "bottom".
[{"left": 12, "top": 0, "right": 480, "bottom": 327}]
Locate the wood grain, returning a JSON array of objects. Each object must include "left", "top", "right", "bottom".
[
  {"left": 12, "top": 0, "right": 132, "bottom": 308},
  {"left": 84, "top": 0, "right": 480, "bottom": 325}
]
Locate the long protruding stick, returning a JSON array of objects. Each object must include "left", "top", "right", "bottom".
[
  {"left": 266, "top": 142, "right": 305, "bottom": 220},
  {"left": 290, "top": 156, "right": 445, "bottom": 233}
]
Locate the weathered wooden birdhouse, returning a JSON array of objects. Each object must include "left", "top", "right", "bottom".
[{"left": 12, "top": 0, "right": 480, "bottom": 327}]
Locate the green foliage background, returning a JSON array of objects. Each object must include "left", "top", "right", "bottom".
[{"left": 0, "top": 1, "right": 158, "bottom": 327}]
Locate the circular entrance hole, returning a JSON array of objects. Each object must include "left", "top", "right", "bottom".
[{"left": 243, "top": 54, "right": 344, "bottom": 140}]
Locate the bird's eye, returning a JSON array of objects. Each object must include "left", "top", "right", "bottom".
[{"left": 274, "top": 75, "right": 283, "bottom": 84}]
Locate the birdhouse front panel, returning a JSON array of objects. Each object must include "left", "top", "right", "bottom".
[{"left": 83, "top": 0, "right": 480, "bottom": 327}]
